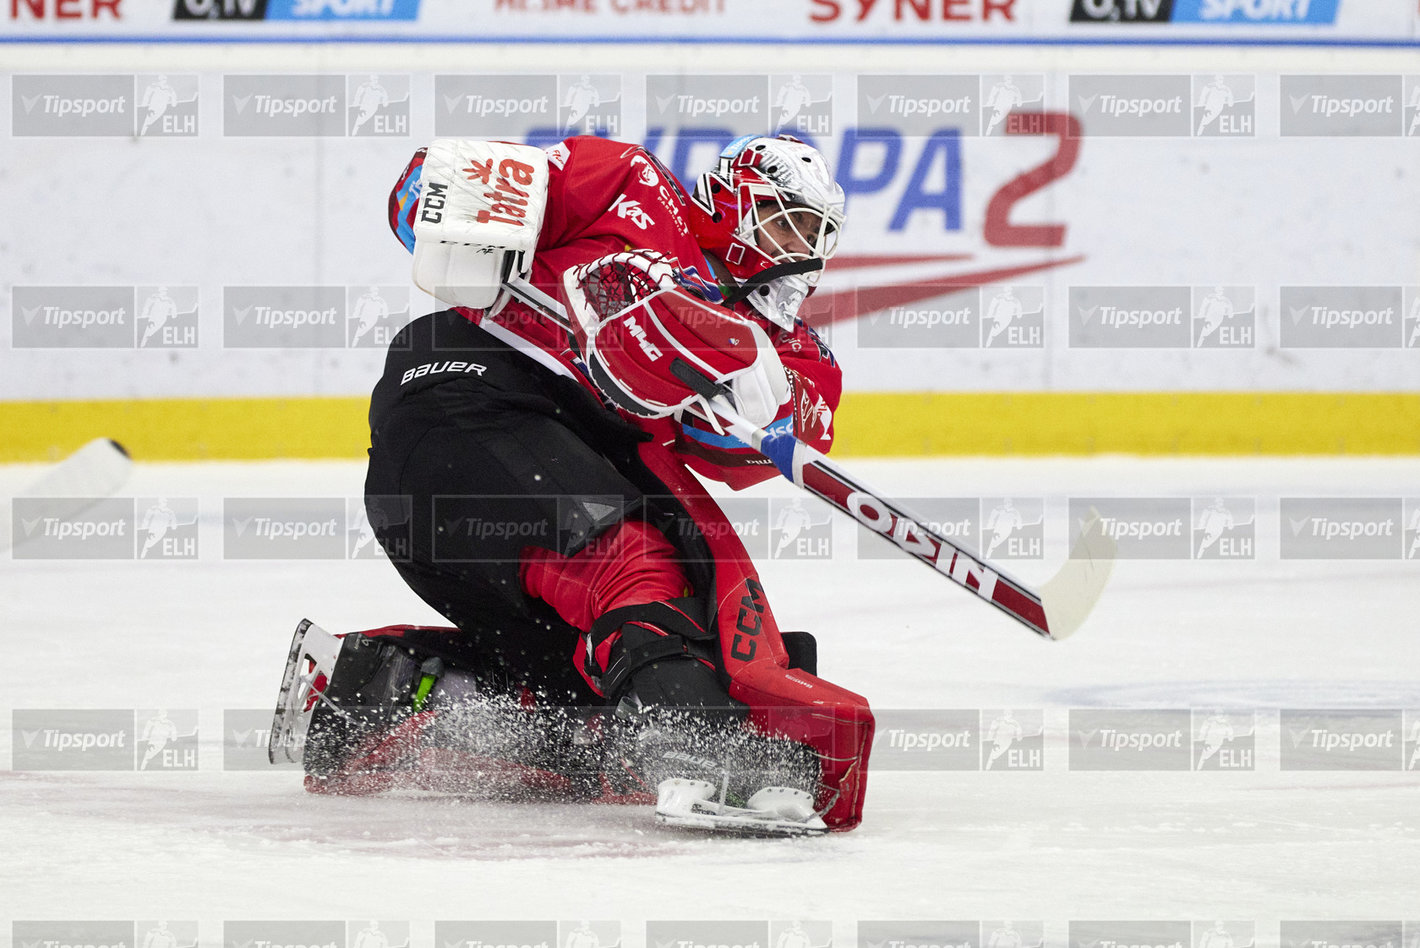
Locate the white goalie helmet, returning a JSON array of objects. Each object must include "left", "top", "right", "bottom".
[{"left": 689, "top": 134, "right": 847, "bottom": 329}]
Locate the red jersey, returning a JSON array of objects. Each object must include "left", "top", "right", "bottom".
[{"left": 389, "top": 136, "right": 841, "bottom": 489}]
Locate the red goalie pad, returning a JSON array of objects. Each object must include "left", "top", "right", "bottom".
[{"left": 564, "top": 251, "right": 768, "bottom": 418}]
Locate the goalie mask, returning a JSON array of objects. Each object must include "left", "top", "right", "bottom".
[{"left": 689, "top": 135, "right": 846, "bottom": 329}]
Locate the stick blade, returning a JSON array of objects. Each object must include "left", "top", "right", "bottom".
[
  {"left": 1039, "top": 507, "right": 1116, "bottom": 641},
  {"left": 1, "top": 438, "right": 134, "bottom": 554}
]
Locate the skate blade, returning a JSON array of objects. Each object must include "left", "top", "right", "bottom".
[{"left": 655, "top": 809, "right": 828, "bottom": 838}]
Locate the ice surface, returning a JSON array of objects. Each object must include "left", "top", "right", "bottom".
[{"left": 2, "top": 456, "right": 1418, "bottom": 923}]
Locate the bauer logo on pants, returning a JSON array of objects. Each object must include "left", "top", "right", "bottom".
[
  {"left": 436, "top": 920, "right": 556, "bottom": 948},
  {"left": 1069, "top": 709, "right": 1192, "bottom": 770},
  {"left": 1279, "top": 710, "right": 1403, "bottom": 770}
]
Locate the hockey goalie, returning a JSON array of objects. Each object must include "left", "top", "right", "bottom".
[{"left": 269, "top": 134, "right": 875, "bottom": 835}]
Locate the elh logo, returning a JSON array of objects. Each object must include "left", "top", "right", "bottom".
[
  {"left": 979, "top": 497, "right": 1045, "bottom": 560},
  {"left": 138, "top": 920, "right": 200, "bottom": 948},
  {"left": 350, "top": 495, "right": 412, "bottom": 563},
  {"left": 136, "top": 708, "right": 200, "bottom": 771},
  {"left": 136, "top": 285, "right": 200, "bottom": 348},
  {"left": 346, "top": 74, "right": 411, "bottom": 137},
  {"left": 979, "top": 74, "right": 1047, "bottom": 136},
  {"left": 770, "top": 73, "right": 834, "bottom": 136},
  {"left": 981, "top": 708, "right": 1045, "bottom": 770},
  {"left": 1191, "top": 710, "right": 1255, "bottom": 770},
  {"left": 1192, "top": 922, "right": 1255, "bottom": 948},
  {"left": 557, "top": 921, "right": 622, "bottom": 948},
  {"left": 981, "top": 285, "right": 1046, "bottom": 348},
  {"left": 136, "top": 496, "right": 200, "bottom": 559},
  {"left": 1405, "top": 709, "right": 1420, "bottom": 771},
  {"left": 135, "top": 74, "right": 200, "bottom": 137},
  {"left": 1192, "top": 496, "right": 1255, "bottom": 559},
  {"left": 558, "top": 74, "right": 622, "bottom": 137},
  {"left": 346, "top": 285, "right": 411, "bottom": 348},
  {"left": 769, "top": 496, "right": 833, "bottom": 560},
  {"left": 1192, "top": 286, "right": 1255, "bottom": 348},
  {"left": 1191, "top": 74, "right": 1256, "bottom": 137},
  {"left": 1403, "top": 287, "right": 1420, "bottom": 349},
  {"left": 346, "top": 920, "right": 412, "bottom": 948},
  {"left": 1406, "top": 76, "right": 1420, "bottom": 137}
]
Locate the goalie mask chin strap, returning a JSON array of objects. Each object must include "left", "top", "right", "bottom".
[{"left": 719, "top": 258, "right": 823, "bottom": 307}]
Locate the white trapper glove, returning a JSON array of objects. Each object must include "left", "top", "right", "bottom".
[{"left": 724, "top": 322, "right": 792, "bottom": 429}]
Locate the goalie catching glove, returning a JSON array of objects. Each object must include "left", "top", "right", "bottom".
[{"left": 563, "top": 250, "right": 791, "bottom": 428}]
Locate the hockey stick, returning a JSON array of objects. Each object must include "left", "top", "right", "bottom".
[
  {"left": 0, "top": 438, "right": 133, "bottom": 555},
  {"left": 503, "top": 276, "right": 1114, "bottom": 640}
]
